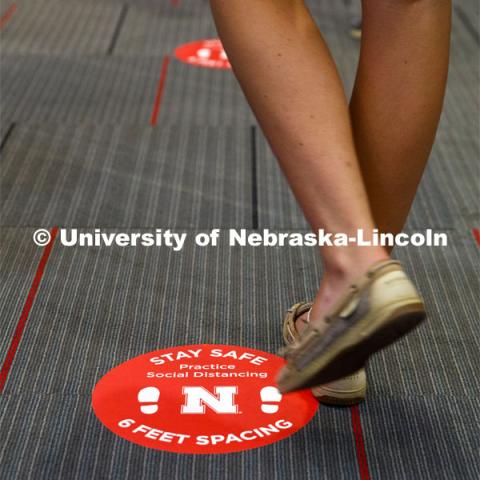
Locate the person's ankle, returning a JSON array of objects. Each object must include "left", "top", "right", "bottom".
[
  {"left": 323, "top": 245, "right": 389, "bottom": 283},
  {"left": 308, "top": 246, "right": 389, "bottom": 325}
]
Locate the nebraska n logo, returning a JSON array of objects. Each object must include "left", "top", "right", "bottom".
[{"left": 181, "top": 386, "right": 239, "bottom": 414}]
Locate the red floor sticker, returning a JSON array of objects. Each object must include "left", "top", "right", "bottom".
[
  {"left": 92, "top": 344, "right": 318, "bottom": 454},
  {"left": 174, "top": 39, "right": 231, "bottom": 69}
]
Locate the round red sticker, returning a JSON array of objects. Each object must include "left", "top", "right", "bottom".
[
  {"left": 174, "top": 39, "right": 231, "bottom": 69},
  {"left": 92, "top": 344, "right": 318, "bottom": 454}
]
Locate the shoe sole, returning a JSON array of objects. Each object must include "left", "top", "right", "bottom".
[
  {"left": 279, "top": 299, "right": 425, "bottom": 393},
  {"left": 312, "top": 386, "right": 366, "bottom": 406}
]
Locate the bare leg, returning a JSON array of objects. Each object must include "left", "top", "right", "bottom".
[
  {"left": 295, "top": 0, "right": 452, "bottom": 329},
  {"left": 352, "top": 0, "right": 452, "bottom": 238},
  {"left": 210, "top": 0, "right": 388, "bottom": 325}
]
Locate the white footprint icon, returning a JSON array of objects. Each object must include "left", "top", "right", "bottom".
[
  {"left": 260, "top": 386, "right": 282, "bottom": 414},
  {"left": 138, "top": 387, "right": 160, "bottom": 414},
  {"left": 197, "top": 48, "right": 211, "bottom": 59}
]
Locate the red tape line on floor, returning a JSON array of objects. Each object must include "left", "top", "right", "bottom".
[
  {"left": 150, "top": 55, "right": 170, "bottom": 126},
  {"left": 472, "top": 228, "right": 480, "bottom": 246},
  {"left": 0, "top": 227, "right": 58, "bottom": 393},
  {"left": 0, "top": 3, "right": 16, "bottom": 29},
  {"left": 351, "top": 405, "right": 372, "bottom": 480}
]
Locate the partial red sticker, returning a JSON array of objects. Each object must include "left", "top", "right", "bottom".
[
  {"left": 92, "top": 344, "right": 318, "bottom": 454},
  {"left": 174, "top": 39, "right": 231, "bottom": 69}
]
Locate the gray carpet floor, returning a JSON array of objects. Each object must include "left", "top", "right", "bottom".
[{"left": 1, "top": 0, "right": 479, "bottom": 478}]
